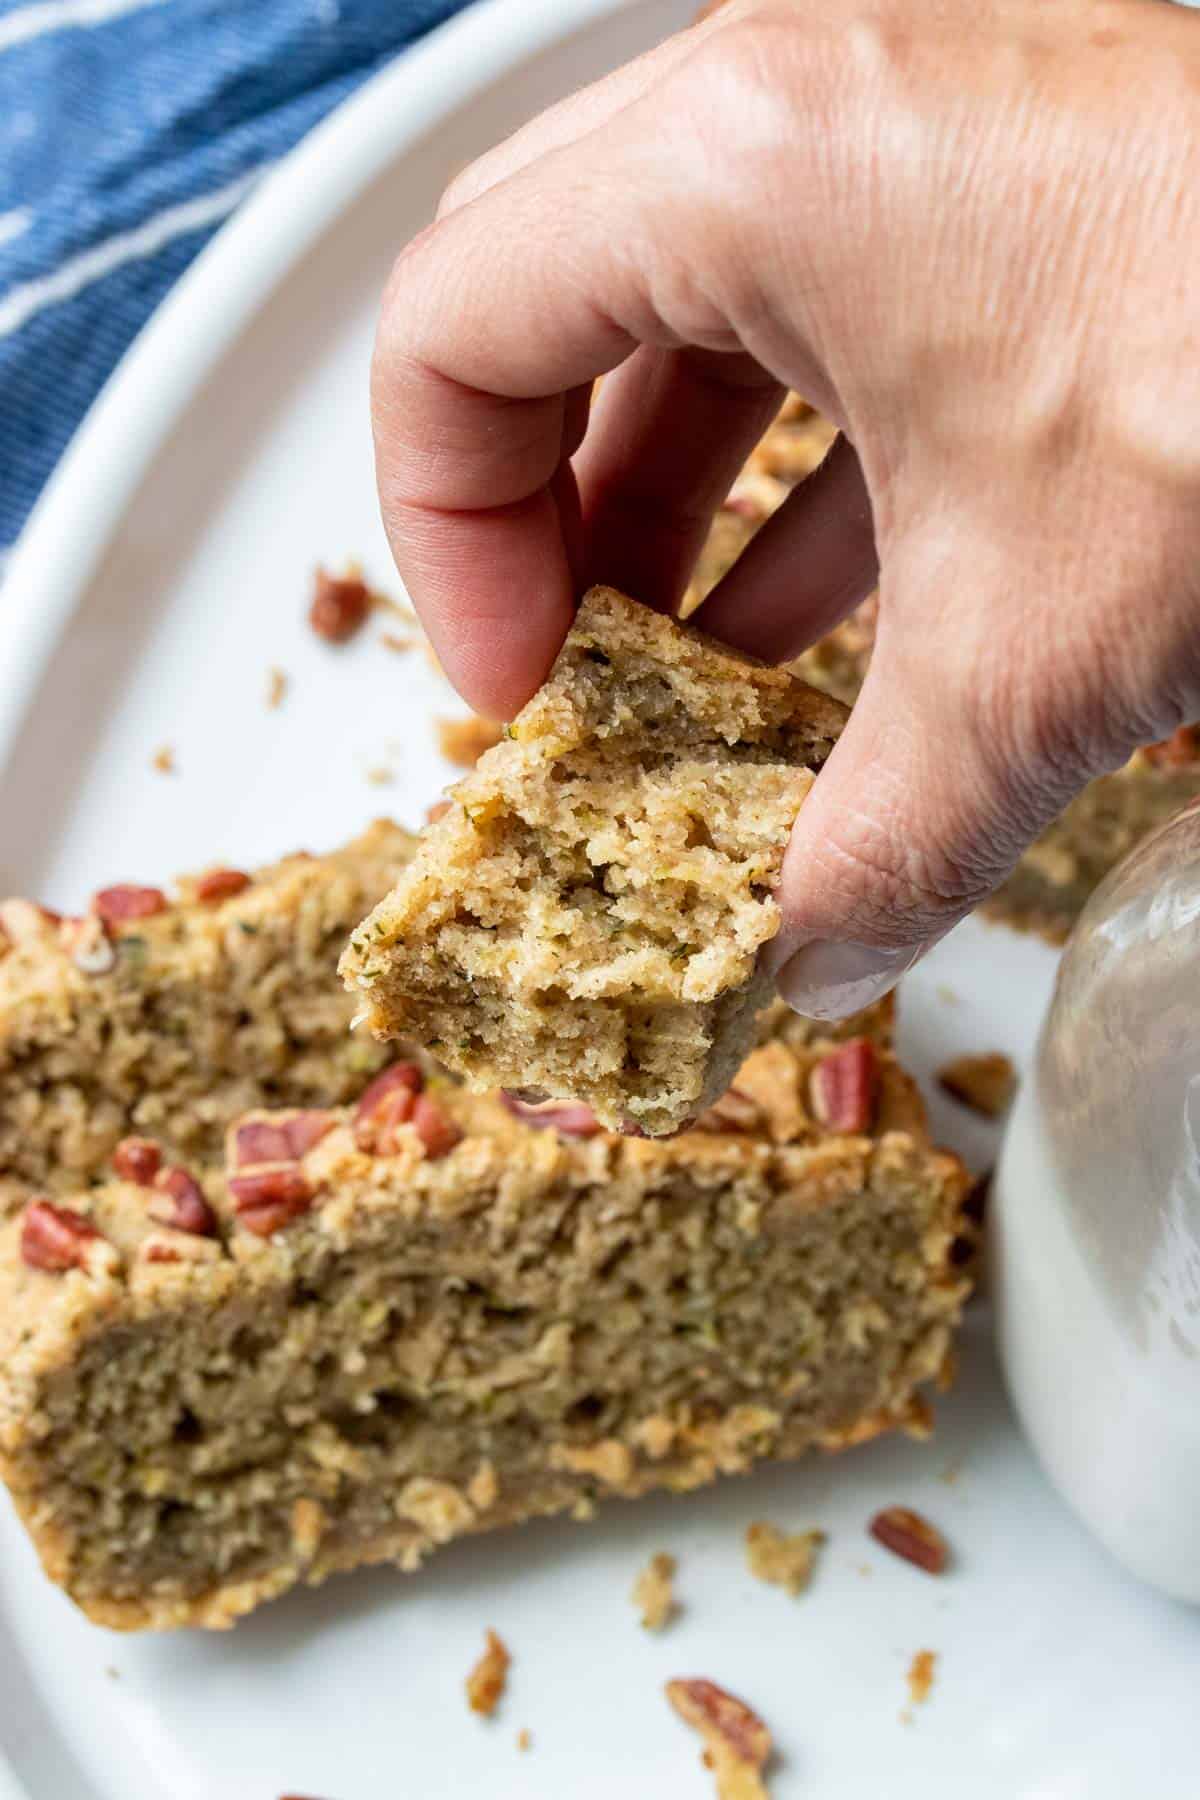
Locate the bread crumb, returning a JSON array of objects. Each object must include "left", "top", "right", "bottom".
[
  {"left": 365, "top": 767, "right": 394, "bottom": 787},
  {"left": 150, "top": 746, "right": 175, "bottom": 775},
  {"left": 632, "top": 1551, "right": 678, "bottom": 1630},
  {"left": 436, "top": 714, "right": 504, "bottom": 767},
  {"left": 380, "top": 631, "right": 418, "bottom": 654},
  {"left": 466, "top": 1628, "right": 511, "bottom": 1717},
  {"left": 935, "top": 984, "right": 960, "bottom": 1007},
  {"left": 901, "top": 1649, "right": 937, "bottom": 1723},
  {"left": 936, "top": 1052, "right": 1016, "bottom": 1118},
  {"left": 516, "top": 1728, "right": 532, "bottom": 1752},
  {"left": 309, "top": 566, "right": 370, "bottom": 644},
  {"left": 744, "top": 1521, "right": 824, "bottom": 1596},
  {"left": 266, "top": 666, "right": 288, "bottom": 709}
]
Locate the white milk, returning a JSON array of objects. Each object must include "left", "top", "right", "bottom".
[{"left": 994, "top": 1083, "right": 1200, "bottom": 1602}]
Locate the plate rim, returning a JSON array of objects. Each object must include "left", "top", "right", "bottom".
[{"left": 0, "top": 0, "right": 643, "bottom": 778}]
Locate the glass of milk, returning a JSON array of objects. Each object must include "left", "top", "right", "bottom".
[{"left": 993, "top": 797, "right": 1200, "bottom": 1601}]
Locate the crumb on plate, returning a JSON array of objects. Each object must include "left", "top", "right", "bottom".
[
  {"left": 632, "top": 1550, "right": 678, "bottom": 1631},
  {"left": 744, "top": 1521, "right": 825, "bottom": 1596},
  {"left": 466, "top": 1628, "right": 511, "bottom": 1717},
  {"left": 266, "top": 666, "right": 288, "bottom": 709},
  {"left": 936, "top": 1052, "right": 1016, "bottom": 1118},
  {"left": 150, "top": 746, "right": 175, "bottom": 775},
  {"left": 309, "top": 565, "right": 370, "bottom": 644}
]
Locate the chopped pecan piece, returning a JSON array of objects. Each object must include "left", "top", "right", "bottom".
[
  {"left": 869, "top": 1506, "right": 949, "bottom": 1574},
  {"left": 692, "top": 1086, "right": 764, "bottom": 1135},
  {"left": 195, "top": 867, "right": 251, "bottom": 904},
  {"left": 809, "top": 1038, "right": 877, "bottom": 1133},
  {"left": 937, "top": 1052, "right": 1016, "bottom": 1118},
  {"left": 309, "top": 566, "right": 370, "bottom": 643},
  {"left": 149, "top": 1166, "right": 217, "bottom": 1237},
  {"left": 354, "top": 1061, "right": 425, "bottom": 1152},
  {"left": 499, "top": 1093, "right": 602, "bottom": 1137},
  {"left": 230, "top": 1165, "right": 315, "bottom": 1237},
  {"left": 92, "top": 884, "right": 168, "bottom": 926},
  {"left": 140, "top": 1231, "right": 219, "bottom": 1266},
  {"left": 666, "top": 1678, "right": 773, "bottom": 1800},
  {"left": 112, "top": 1136, "right": 162, "bottom": 1185},
  {"left": 465, "top": 1628, "right": 511, "bottom": 1717},
  {"left": 20, "top": 1201, "right": 108, "bottom": 1274},
  {"left": 412, "top": 1093, "right": 463, "bottom": 1159},
  {"left": 231, "top": 1110, "right": 334, "bottom": 1168}
]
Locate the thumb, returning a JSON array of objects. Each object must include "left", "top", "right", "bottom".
[{"left": 769, "top": 629, "right": 1063, "bottom": 1019}]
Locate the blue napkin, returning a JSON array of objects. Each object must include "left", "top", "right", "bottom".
[{"left": 0, "top": 0, "right": 469, "bottom": 561}]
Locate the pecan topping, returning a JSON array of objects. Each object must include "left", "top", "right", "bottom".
[
  {"left": 232, "top": 1110, "right": 333, "bottom": 1169},
  {"left": 150, "top": 1165, "right": 217, "bottom": 1237},
  {"left": 692, "top": 1086, "right": 763, "bottom": 1135},
  {"left": 499, "top": 1093, "right": 602, "bottom": 1137},
  {"left": 808, "top": 1038, "right": 877, "bottom": 1133},
  {"left": 465, "top": 1628, "right": 511, "bottom": 1717},
  {"left": 665, "top": 1678, "right": 772, "bottom": 1799},
  {"left": 195, "top": 867, "right": 251, "bottom": 904},
  {"left": 230, "top": 1165, "right": 315, "bottom": 1237},
  {"left": 112, "top": 1136, "right": 162, "bottom": 1185},
  {"left": 61, "top": 914, "right": 117, "bottom": 974},
  {"left": 354, "top": 1061, "right": 425, "bottom": 1153},
  {"left": 309, "top": 566, "right": 370, "bottom": 643},
  {"left": 412, "top": 1093, "right": 463, "bottom": 1159},
  {"left": 869, "top": 1506, "right": 949, "bottom": 1574},
  {"left": 92, "top": 884, "right": 168, "bottom": 926},
  {"left": 20, "top": 1201, "right": 105, "bottom": 1274},
  {"left": 140, "top": 1231, "right": 218, "bottom": 1266}
]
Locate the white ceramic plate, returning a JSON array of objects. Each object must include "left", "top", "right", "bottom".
[{"left": 1, "top": 3, "right": 1196, "bottom": 1795}]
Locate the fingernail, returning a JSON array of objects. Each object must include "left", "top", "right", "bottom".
[{"left": 775, "top": 940, "right": 924, "bottom": 1021}]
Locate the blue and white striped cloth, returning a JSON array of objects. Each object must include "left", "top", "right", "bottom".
[{"left": 0, "top": 0, "right": 470, "bottom": 564}]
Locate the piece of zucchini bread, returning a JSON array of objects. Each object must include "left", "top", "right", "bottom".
[
  {"left": 341, "top": 588, "right": 847, "bottom": 1137},
  {"left": 0, "top": 822, "right": 415, "bottom": 1204},
  {"left": 0, "top": 1029, "right": 967, "bottom": 1630}
]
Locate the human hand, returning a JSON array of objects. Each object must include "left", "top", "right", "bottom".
[{"left": 371, "top": 0, "right": 1200, "bottom": 1017}]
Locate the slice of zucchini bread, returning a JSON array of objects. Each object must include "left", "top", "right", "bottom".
[
  {"left": 341, "top": 588, "right": 847, "bottom": 1136},
  {"left": 0, "top": 1032, "right": 967, "bottom": 1630},
  {"left": 0, "top": 821, "right": 415, "bottom": 1202}
]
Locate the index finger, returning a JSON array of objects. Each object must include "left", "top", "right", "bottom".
[{"left": 370, "top": 13, "right": 817, "bottom": 718}]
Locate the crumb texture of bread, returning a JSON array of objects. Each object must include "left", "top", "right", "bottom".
[
  {"left": 0, "top": 1033, "right": 967, "bottom": 1631},
  {"left": 341, "top": 588, "right": 846, "bottom": 1135},
  {"left": 0, "top": 822, "right": 415, "bottom": 1204},
  {"left": 743, "top": 1520, "right": 824, "bottom": 1596}
]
